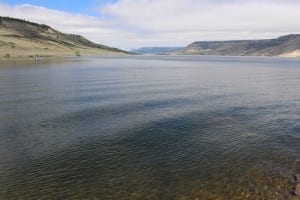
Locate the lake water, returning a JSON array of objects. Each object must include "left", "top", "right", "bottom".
[{"left": 0, "top": 56, "right": 299, "bottom": 199}]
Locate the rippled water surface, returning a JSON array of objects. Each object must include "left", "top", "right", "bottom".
[{"left": 0, "top": 56, "right": 300, "bottom": 199}]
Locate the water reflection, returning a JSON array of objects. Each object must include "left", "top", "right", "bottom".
[{"left": 0, "top": 56, "right": 299, "bottom": 199}]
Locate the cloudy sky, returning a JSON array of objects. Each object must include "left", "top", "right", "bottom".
[{"left": 0, "top": 0, "right": 300, "bottom": 50}]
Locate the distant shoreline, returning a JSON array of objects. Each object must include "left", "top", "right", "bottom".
[{"left": 0, "top": 54, "right": 299, "bottom": 63}]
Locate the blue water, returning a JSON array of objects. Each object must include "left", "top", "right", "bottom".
[{"left": 0, "top": 56, "right": 299, "bottom": 199}]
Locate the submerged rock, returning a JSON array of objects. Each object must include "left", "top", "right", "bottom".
[
  {"left": 292, "top": 174, "right": 300, "bottom": 183},
  {"left": 292, "top": 184, "right": 300, "bottom": 196},
  {"left": 291, "top": 174, "right": 300, "bottom": 196}
]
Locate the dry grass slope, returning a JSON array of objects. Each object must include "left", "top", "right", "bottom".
[{"left": 0, "top": 17, "right": 129, "bottom": 60}]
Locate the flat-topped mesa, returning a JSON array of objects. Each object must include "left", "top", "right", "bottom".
[{"left": 178, "top": 34, "right": 300, "bottom": 57}]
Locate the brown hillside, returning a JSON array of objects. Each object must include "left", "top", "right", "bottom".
[{"left": 0, "top": 17, "right": 129, "bottom": 60}]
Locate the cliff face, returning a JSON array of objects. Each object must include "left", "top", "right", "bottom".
[
  {"left": 178, "top": 34, "right": 300, "bottom": 57},
  {"left": 0, "top": 17, "right": 128, "bottom": 59}
]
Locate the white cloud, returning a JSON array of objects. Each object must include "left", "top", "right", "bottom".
[
  {"left": 101, "top": 0, "right": 300, "bottom": 35},
  {"left": 1, "top": 1, "right": 300, "bottom": 49}
]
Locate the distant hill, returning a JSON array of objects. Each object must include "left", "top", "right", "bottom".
[
  {"left": 0, "top": 17, "right": 129, "bottom": 60},
  {"left": 131, "top": 47, "right": 184, "bottom": 55},
  {"left": 177, "top": 35, "right": 300, "bottom": 57}
]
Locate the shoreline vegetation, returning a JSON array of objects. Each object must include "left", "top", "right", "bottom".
[
  {"left": 0, "top": 52, "right": 131, "bottom": 61},
  {"left": 1, "top": 53, "right": 299, "bottom": 62}
]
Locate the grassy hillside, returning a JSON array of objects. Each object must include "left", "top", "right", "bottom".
[
  {"left": 178, "top": 34, "right": 300, "bottom": 57},
  {"left": 0, "top": 17, "right": 129, "bottom": 60}
]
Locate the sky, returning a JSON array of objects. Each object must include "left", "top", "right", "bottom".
[{"left": 0, "top": 0, "right": 300, "bottom": 50}]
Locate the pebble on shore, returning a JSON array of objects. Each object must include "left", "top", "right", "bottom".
[
  {"left": 293, "top": 174, "right": 300, "bottom": 183},
  {"left": 294, "top": 184, "right": 300, "bottom": 196}
]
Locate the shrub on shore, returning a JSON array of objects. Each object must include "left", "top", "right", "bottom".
[
  {"left": 75, "top": 50, "right": 81, "bottom": 56},
  {"left": 4, "top": 53, "right": 10, "bottom": 59}
]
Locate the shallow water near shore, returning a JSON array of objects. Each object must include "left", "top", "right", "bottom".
[{"left": 0, "top": 55, "right": 300, "bottom": 199}]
